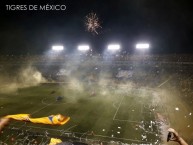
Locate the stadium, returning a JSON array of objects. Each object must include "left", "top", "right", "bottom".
[
  {"left": 0, "top": 52, "right": 193, "bottom": 144},
  {"left": 0, "top": 1, "right": 193, "bottom": 144}
]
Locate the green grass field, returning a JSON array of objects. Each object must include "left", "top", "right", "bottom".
[
  {"left": 0, "top": 83, "right": 159, "bottom": 143},
  {"left": 0, "top": 82, "right": 163, "bottom": 144},
  {"left": 0, "top": 63, "right": 193, "bottom": 145}
]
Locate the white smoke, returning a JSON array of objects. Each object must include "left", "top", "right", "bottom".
[
  {"left": 67, "top": 78, "right": 84, "bottom": 92},
  {"left": 0, "top": 65, "right": 46, "bottom": 93},
  {"left": 18, "top": 66, "right": 46, "bottom": 86}
]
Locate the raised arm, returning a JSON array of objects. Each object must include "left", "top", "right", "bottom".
[
  {"left": 0, "top": 118, "right": 10, "bottom": 132},
  {"left": 167, "top": 128, "right": 188, "bottom": 145}
]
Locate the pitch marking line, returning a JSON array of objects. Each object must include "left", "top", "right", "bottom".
[
  {"left": 157, "top": 77, "right": 172, "bottom": 88},
  {"left": 113, "top": 95, "right": 125, "bottom": 120},
  {"left": 31, "top": 105, "right": 52, "bottom": 115},
  {"left": 8, "top": 124, "right": 151, "bottom": 144},
  {"left": 65, "top": 125, "right": 77, "bottom": 131},
  {"left": 96, "top": 134, "right": 151, "bottom": 143},
  {"left": 60, "top": 125, "right": 77, "bottom": 136},
  {"left": 113, "top": 119, "right": 139, "bottom": 123},
  {"left": 113, "top": 95, "right": 143, "bottom": 123},
  {"left": 31, "top": 99, "right": 56, "bottom": 115},
  {"left": 113, "top": 94, "right": 144, "bottom": 123}
]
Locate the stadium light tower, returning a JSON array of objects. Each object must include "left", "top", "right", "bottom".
[
  {"left": 52, "top": 45, "right": 64, "bottom": 51},
  {"left": 107, "top": 44, "right": 121, "bottom": 51},
  {"left": 135, "top": 43, "right": 150, "bottom": 50},
  {"left": 78, "top": 45, "right": 90, "bottom": 51}
]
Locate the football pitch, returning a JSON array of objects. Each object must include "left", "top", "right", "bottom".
[
  {"left": 0, "top": 82, "right": 162, "bottom": 144},
  {"left": 0, "top": 63, "right": 193, "bottom": 145}
]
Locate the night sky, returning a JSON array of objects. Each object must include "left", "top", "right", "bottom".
[{"left": 0, "top": 0, "right": 193, "bottom": 55}]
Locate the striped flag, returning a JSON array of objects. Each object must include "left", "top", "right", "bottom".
[{"left": 4, "top": 114, "right": 70, "bottom": 125}]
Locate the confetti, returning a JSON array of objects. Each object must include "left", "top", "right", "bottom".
[{"left": 175, "top": 107, "right": 179, "bottom": 111}]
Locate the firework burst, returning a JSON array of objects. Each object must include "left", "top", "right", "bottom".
[{"left": 85, "top": 12, "right": 101, "bottom": 34}]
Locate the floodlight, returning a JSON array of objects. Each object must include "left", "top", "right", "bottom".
[
  {"left": 107, "top": 44, "right": 120, "bottom": 51},
  {"left": 52, "top": 45, "right": 64, "bottom": 51},
  {"left": 78, "top": 45, "right": 90, "bottom": 51},
  {"left": 136, "top": 43, "right": 150, "bottom": 50}
]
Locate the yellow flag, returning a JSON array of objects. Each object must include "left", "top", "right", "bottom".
[
  {"left": 4, "top": 114, "right": 70, "bottom": 125},
  {"left": 29, "top": 114, "right": 70, "bottom": 125},
  {"left": 4, "top": 114, "right": 30, "bottom": 121},
  {"left": 49, "top": 138, "right": 62, "bottom": 145}
]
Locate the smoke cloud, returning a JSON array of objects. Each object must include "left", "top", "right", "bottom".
[{"left": 0, "top": 65, "right": 46, "bottom": 93}]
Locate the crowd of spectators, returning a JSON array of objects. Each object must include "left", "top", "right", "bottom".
[{"left": 1, "top": 54, "right": 193, "bottom": 63}]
